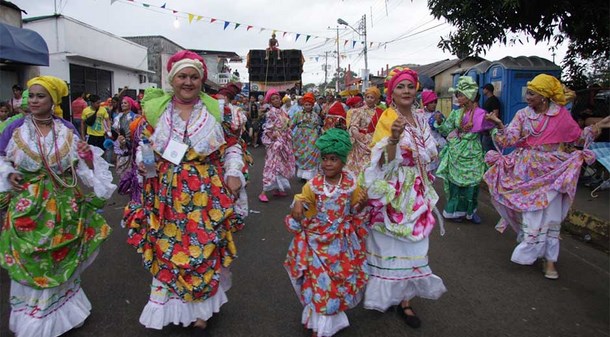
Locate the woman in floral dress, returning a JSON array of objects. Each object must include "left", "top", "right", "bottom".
[
  {"left": 285, "top": 128, "right": 368, "bottom": 337},
  {"left": 420, "top": 90, "right": 446, "bottom": 172},
  {"left": 484, "top": 74, "right": 610, "bottom": 279},
  {"left": 435, "top": 76, "right": 495, "bottom": 223},
  {"left": 258, "top": 89, "right": 295, "bottom": 202},
  {"left": 346, "top": 87, "right": 384, "bottom": 174},
  {"left": 0, "top": 76, "right": 115, "bottom": 337},
  {"left": 113, "top": 96, "right": 139, "bottom": 186},
  {"left": 123, "top": 50, "right": 246, "bottom": 331},
  {"left": 292, "top": 92, "right": 321, "bottom": 181},
  {"left": 363, "top": 67, "right": 446, "bottom": 329}
]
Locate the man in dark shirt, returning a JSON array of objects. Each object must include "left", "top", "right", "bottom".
[{"left": 481, "top": 83, "right": 501, "bottom": 152}]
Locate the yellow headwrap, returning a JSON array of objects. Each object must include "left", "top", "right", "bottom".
[
  {"left": 526, "top": 74, "right": 566, "bottom": 106},
  {"left": 27, "top": 76, "right": 69, "bottom": 117},
  {"left": 365, "top": 86, "right": 381, "bottom": 99}
]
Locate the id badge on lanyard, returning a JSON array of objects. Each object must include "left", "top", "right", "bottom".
[{"left": 162, "top": 138, "right": 188, "bottom": 165}]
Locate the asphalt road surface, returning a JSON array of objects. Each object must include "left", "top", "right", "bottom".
[{"left": 1, "top": 146, "right": 608, "bottom": 337}]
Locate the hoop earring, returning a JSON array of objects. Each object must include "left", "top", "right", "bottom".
[{"left": 51, "top": 104, "right": 55, "bottom": 112}]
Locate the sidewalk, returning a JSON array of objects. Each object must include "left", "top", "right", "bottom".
[{"left": 564, "top": 180, "right": 610, "bottom": 252}]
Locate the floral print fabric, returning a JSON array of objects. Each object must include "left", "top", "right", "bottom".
[
  {"left": 291, "top": 110, "right": 321, "bottom": 179},
  {"left": 284, "top": 172, "right": 368, "bottom": 316},
  {"left": 262, "top": 106, "right": 295, "bottom": 189}
]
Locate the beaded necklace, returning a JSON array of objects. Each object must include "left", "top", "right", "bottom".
[{"left": 31, "top": 118, "right": 77, "bottom": 188}]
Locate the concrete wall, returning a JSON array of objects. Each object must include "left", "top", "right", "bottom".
[
  {"left": 24, "top": 16, "right": 151, "bottom": 92},
  {"left": 124, "top": 36, "right": 183, "bottom": 90},
  {"left": 0, "top": 3, "right": 21, "bottom": 27}
]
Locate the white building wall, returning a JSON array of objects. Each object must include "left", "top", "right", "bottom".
[{"left": 24, "top": 16, "right": 152, "bottom": 92}]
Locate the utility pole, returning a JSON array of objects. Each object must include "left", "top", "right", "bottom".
[
  {"left": 323, "top": 51, "right": 330, "bottom": 92},
  {"left": 361, "top": 14, "right": 369, "bottom": 91},
  {"left": 336, "top": 26, "right": 341, "bottom": 93}
]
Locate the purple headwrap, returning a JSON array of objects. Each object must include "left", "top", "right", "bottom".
[{"left": 385, "top": 67, "right": 418, "bottom": 105}]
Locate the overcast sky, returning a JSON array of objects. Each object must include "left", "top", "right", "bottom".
[{"left": 12, "top": 0, "right": 567, "bottom": 85}]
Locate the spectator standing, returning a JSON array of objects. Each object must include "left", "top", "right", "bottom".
[
  {"left": 71, "top": 91, "right": 88, "bottom": 135},
  {"left": 481, "top": 83, "right": 501, "bottom": 152}
]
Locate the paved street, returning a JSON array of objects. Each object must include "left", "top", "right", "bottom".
[{"left": 1, "top": 146, "right": 608, "bottom": 337}]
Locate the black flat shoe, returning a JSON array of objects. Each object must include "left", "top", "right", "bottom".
[{"left": 396, "top": 305, "right": 421, "bottom": 329}]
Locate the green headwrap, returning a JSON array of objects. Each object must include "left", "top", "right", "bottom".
[
  {"left": 449, "top": 76, "right": 479, "bottom": 101},
  {"left": 315, "top": 128, "right": 352, "bottom": 163}
]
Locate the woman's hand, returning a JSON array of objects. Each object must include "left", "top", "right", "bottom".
[
  {"left": 391, "top": 115, "right": 407, "bottom": 140},
  {"left": 77, "top": 141, "right": 94, "bottom": 169},
  {"left": 353, "top": 188, "right": 368, "bottom": 213},
  {"left": 291, "top": 200, "right": 304, "bottom": 221},
  {"left": 137, "top": 162, "right": 147, "bottom": 176},
  {"left": 226, "top": 176, "right": 242, "bottom": 197},
  {"left": 434, "top": 112, "right": 444, "bottom": 124},
  {"left": 8, "top": 172, "right": 24, "bottom": 191},
  {"left": 485, "top": 111, "right": 502, "bottom": 126}
]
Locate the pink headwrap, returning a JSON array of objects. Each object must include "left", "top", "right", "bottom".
[
  {"left": 264, "top": 89, "right": 280, "bottom": 103},
  {"left": 166, "top": 50, "right": 208, "bottom": 83},
  {"left": 421, "top": 90, "right": 438, "bottom": 106},
  {"left": 385, "top": 67, "right": 418, "bottom": 105}
]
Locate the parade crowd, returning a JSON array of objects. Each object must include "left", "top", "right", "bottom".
[{"left": 0, "top": 50, "right": 609, "bottom": 337}]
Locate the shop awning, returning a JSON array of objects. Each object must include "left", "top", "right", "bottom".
[{"left": 0, "top": 23, "right": 49, "bottom": 66}]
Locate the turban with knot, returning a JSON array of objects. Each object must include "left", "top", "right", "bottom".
[
  {"left": 384, "top": 66, "right": 418, "bottom": 105},
  {"left": 527, "top": 74, "right": 567, "bottom": 106},
  {"left": 27, "top": 76, "right": 69, "bottom": 116},
  {"left": 166, "top": 50, "right": 207, "bottom": 84},
  {"left": 449, "top": 76, "right": 479, "bottom": 101},
  {"left": 301, "top": 92, "right": 316, "bottom": 105},
  {"left": 315, "top": 128, "right": 352, "bottom": 163}
]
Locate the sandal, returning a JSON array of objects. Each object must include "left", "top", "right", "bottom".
[
  {"left": 396, "top": 305, "right": 421, "bottom": 329},
  {"left": 258, "top": 193, "right": 269, "bottom": 202}
]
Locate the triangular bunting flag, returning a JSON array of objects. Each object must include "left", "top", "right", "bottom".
[
  {"left": 223, "top": 21, "right": 230, "bottom": 30},
  {"left": 188, "top": 14, "right": 195, "bottom": 23},
  {"left": 315, "top": 57, "right": 319, "bottom": 62},
  {"left": 160, "top": 3, "right": 166, "bottom": 8},
  {"left": 306, "top": 35, "right": 311, "bottom": 42},
  {"left": 196, "top": 16, "right": 202, "bottom": 22},
  {"left": 370, "top": 42, "right": 374, "bottom": 48},
  {"left": 110, "top": 0, "right": 119, "bottom": 5},
  {"left": 172, "top": 10, "right": 177, "bottom": 14},
  {"left": 295, "top": 33, "right": 301, "bottom": 41},
  {"left": 282, "top": 32, "right": 287, "bottom": 38},
  {"left": 260, "top": 28, "right": 265, "bottom": 33},
  {"left": 247, "top": 25, "right": 253, "bottom": 31},
  {"left": 344, "top": 40, "right": 349, "bottom": 47},
  {"left": 352, "top": 40, "right": 357, "bottom": 48},
  {"left": 143, "top": 3, "right": 149, "bottom": 7},
  {"left": 234, "top": 23, "right": 241, "bottom": 29},
  {"left": 211, "top": 18, "right": 217, "bottom": 23}
]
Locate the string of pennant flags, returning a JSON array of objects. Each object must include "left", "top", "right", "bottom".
[{"left": 110, "top": 0, "right": 384, "bottom": 51}]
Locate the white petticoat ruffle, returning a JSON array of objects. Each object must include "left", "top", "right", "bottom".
[
  {"left": 364, "top": 231, "right": 446, "bottom": 312},
  {"left": 139, "top": 268, "right": 232, "bottom": 330},
  {"left": 302, "top": 307, "right": 349, "bottom": 337},
  {"left": 8, "top": 250, "right": 100, "bottom": 337}
]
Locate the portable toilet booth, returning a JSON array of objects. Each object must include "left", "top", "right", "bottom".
[{"left": 485, "top": 56, "right": 561, "bottom": 125}]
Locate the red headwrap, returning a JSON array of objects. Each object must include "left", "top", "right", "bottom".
[
  {"left": 218, "top": 82, "right": 242, "bottom": 100},
  {"left": 301, "top": 92, "right": 316, "bottom": 105},
  {"left": 166, "top": 50, "right": 208, "bottom": 83},
  {"left": 328, "top": 102, "right": 346, "bottom": 117},
  {"left": 346, "top": 96, "right": 363, "bottom": 108},
  {"left": 385, "top": 66, "right": 418, "bottom": 105}
]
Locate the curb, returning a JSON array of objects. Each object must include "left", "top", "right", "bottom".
[{"left": 563, "top": 209, "right": 609, "bottom": 253}]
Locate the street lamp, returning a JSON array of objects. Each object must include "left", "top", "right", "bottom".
[{"left": 337, "top": 16, "right": 368, "bottom": 92}]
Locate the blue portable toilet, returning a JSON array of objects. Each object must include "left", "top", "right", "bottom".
[{"left": 485, "top": 56, "right": 561, "bottom": 125}]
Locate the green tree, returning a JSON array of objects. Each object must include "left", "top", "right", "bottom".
[{"left": 428, "top": 0, "right": 610, "bottom": 88}]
